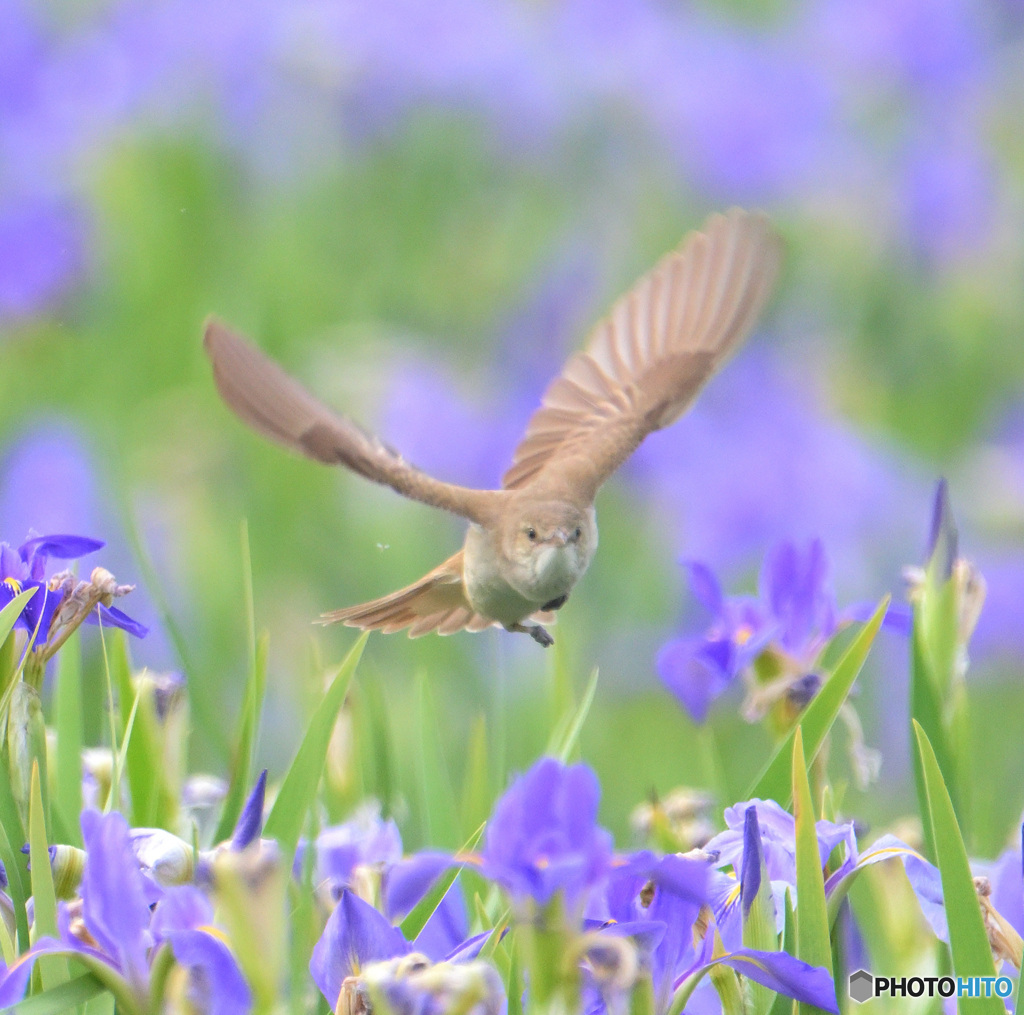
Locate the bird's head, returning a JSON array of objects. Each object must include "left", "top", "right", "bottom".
[{"left": 501, "top": 500, "right": 596, "bottom": 597}]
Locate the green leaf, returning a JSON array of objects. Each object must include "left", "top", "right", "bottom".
[
  {"left": 53, "top": 631, "right": 84, "bottom": 848},
  {"left": 545, "top": 667, "right": 598, "bottom": 763},
  {"left": 0, "top": 589, "right": 34, "bottom": 650},
  {"left": 29, "top": 762, "right": 70, "bottom": 991},
  {"left": 400, "top": 821, "right": 485, "bottom": 941},
  {"left": 747, "top": 598, "right": 888, "bottom": 806},
  {"left": 107, "top": 684, "right": 142, "bottom": 816},
  {"left": 214, "top": 633, "right": 269, "bottom": 844},
  {"left": 214, "top": 522, "right": 269, "bottom": 843},
  {"left": 912, "top": 721, "right": 1003, "bottom": 1014},
  {"left": 0, "top": 589, "right": 34, "bottom": 700},
  {"left": 741, "top": 809, "right": 779, "bottom": 1015},
  {"left": 288, "top": 812, "right": 320, "bottom": 1015},
  {"left": 792, "top": 727, "right": 833, "bottom": 1015},
  {"left": 264, "top": 633, "right": 367, "bottom": 854},
  {"left": 414, "top": 671, "right": 460, "bottom": 846},
  {"left": 461, "top": 714, "right": 490, "bottom": 834},
  {"left": 0, "top": 791, "right": 30, "bottom": 953},
  {"left": 110, "top": 632, "right": 171, "bottom": 830},
  {"left": 910, "top": 610, "right": 960, "bottom": 859},
  {"left": 768, "top": 891, "right": 797, "bottom": 1015},
  {"left": 4, "top": 973, "right": 107, "bottom": 1015}
]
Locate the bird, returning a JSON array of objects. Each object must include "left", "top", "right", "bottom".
[{"left": 204, "top": 208, "right": 782, "bottom": 647}]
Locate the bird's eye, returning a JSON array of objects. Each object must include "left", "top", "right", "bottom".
[
  {"left": 526, "top": 527, "right": 537, "bottom": 541},
  {"left": 573, "top": 526, "right": 582, "bottom": 540}
]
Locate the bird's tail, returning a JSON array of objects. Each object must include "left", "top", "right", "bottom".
[{"left": 318, "top": 551, "right": 496, "bottom": 638}]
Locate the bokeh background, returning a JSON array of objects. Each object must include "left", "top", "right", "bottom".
[{"left": 2, "top": 0, "right": 1024, "bottom": 856}]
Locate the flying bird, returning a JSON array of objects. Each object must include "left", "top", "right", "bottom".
[{"left": 204, "top": 208, "right": 782, "bottom": 646}]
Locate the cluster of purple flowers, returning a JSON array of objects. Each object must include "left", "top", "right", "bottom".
[
  {"left": 3, "top": 0, "right": 1018, "bottom": 323},
  {"left": 0, "top": 707, "right": 1018, "bottom": 1015},
  {"left": 656, "top": 537, "right": 908, "bottom": 726}
]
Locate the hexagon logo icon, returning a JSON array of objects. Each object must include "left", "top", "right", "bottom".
[{"left": 848, "top": 969, "right": 874, "bottom": 1004}]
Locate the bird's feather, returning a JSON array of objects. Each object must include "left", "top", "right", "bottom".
[
  {"left": 204, "top": 319, "right": 496, "bottom": 523},
  {"left": 501, "top": 208, "right": 782, "bottom": 500},
  {"left": 318, "top": 551, "right": 495, "bottom": 636}
]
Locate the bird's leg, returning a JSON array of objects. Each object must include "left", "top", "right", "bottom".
[
  {"left": 507, "top": 622, "right": 555, "bottom": 648},
  {"left": 541, "top": 594, "right": 569, "bottom": 611}
]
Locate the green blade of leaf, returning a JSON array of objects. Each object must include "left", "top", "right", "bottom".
[
  {"left": 214, "top": 633, "right": 269, "bottom": 844},
  {"left": 53, "top": 631, "right": 84, "bottom": 848},
  {"left": 29, "top": 761, "right": 70, "bottom": 991},
  {"left": 792, "top": 727, "right": 833, "bottom": 1015},
  {"left": 400, "top": 821, "right": 486, "bottom": 941},
  {"left": 768, "top": 891, "right": 797, "bottom": 1015},
  {"left": 912, "top": 721, "right": 1003, "bottom": 1013},
  {"left": 910, "top": 612, "right": 958, "bottom": 860},
  {"left": 5, "top": 973, "right": 107, "bottom": 1015},
  {"left": 545, "top": 667, "right": 598, "bottom": 763},
  {"left": 110, "top": 634, "right": 166, "bottom": 830},
  {"left": 747, "top": 598, "right": 888, "bottom": 806},
  {"left": 0, "top": 589, "right": 35, "bottom": 649},
  {"left": 264, "top": 633, "right": 367, "bottom": 855},
  {"left": 0, "top": 786, "right": 30, "bottom": 953},
  {"left": 414, "top": 671, "right": 460, "bottom": 847},
  {"left": 213, "top": 521, "right": 268, "bottom": 843}
]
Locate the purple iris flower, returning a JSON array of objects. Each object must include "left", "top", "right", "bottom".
[
  {"left": 0, "top": 532, "right": 103, "bottom": 641},
  {"left": 482, "top": 756, "right": 613, "bottom": 909},
  {"left": 310, "top": 888, "right": 491, "bottom": 1006},
  {"left": 0, "top": 531, "right": 147, "bottom": 646},
  {"left": 295, "top": 806, "right": 403, "bottom": 901},
  {"left": 707, "top": 799, "right": 852, "bottom": 890},
  {"left": 656, "top": 561, "right": 775, "bottom": 723},
  {"left": 150, "top": 886, "right": 252, "bottom": 1015},
  {"left": 659, "top": 539, "right": 908, "bottom": 723},
  {"left": 676, "top": 923, "right": 840, "bottom": 1015},
  {"left": 589, "top": 851, "right": 708, "bottom": 1012},
  {"left": 0, "top": 810, "right": 251, "bottom": 1011}
]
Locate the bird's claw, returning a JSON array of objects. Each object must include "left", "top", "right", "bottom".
[{"left": 529, "top": 624, "right": 554, "bottom": 648}]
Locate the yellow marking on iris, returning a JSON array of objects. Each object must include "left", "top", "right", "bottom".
[
  {"left": 198, "top": 924, "right": 231, "bottom": 946},
  {"left": 857, "top": 846, "right": 924, "bottom": 867},
  {"left": 735, "top": 625, "right": 754, "bottom": 645},
  {"left": 3, "top": 577, "right": 22, "bottom": 594}
]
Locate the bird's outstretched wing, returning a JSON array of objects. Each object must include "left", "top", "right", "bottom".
[
  {"left": 318, "top": 551, "right": 496, "bottom": 636},
  {"left": 501, "top": 208, "right": 782, "bottom": 500},
  {"left": 204, "top": 319, "right": 496, "bottom": 523}
]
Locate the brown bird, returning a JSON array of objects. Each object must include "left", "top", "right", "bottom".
[{"left": 204, "top": 208, "right": 782, "bottom": 646}]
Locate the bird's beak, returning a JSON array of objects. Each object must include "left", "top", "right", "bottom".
[{"left": 547, "top": 529, "right": 570, "bottom": 547}]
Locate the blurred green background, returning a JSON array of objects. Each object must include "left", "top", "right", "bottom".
[{"left": 2, "top": 0, "right": 1024, "bottom": 858}]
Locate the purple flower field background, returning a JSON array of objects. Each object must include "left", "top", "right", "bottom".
[{"left": 1, "top": 0, "right": 1024, "bottom": 1011}]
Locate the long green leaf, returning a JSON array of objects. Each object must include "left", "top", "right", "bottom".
[
  {"left": 768, "top": 892, "right": 797, "bottom": 1015},
  {"left": 264, "top": 633, "right": 367, "bottom": 854},
  {"left": 214, "top": 521, "right": 268, "bottom": 843},
  {"left": 792, "top": 727, "right": 832, "bottom": 1015},
  {"left": 747, "top": 598, "right": 888, "bottom": 805},
  {"left": 111, "top": 634, "right": 166, "bottom": 830},
  {"left": 5, "top": 973, "right": 107, "bottom": 1014},
  {"left": 214, "top": 633, "right": 269, "bottom": 844},
  {"left": 912, "top": 721, "right": 1003, "bottom": 1014},
  {"left": 53, "top": 631, "right": 84, "bottom": 848},
  {"left": 0, "top": 794, "right": 29, "bottom": 953},
  {"left": 400, "top": 822, "right": 486, "bottom": 941},
  {"left": 545, "top": 667, "right": 599, "bottom": 762},
  {"left": 29, "top": 762, "right": 70, "bottom": 991},
  {"left": 910, "top": 614, "right": 957, "bottom": 860},
  {"left": 414, "top": 672, "right": 460, "bottom": 846},
  {"left": 0, "top": 589, "right": 35, "bottom": 652}
]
